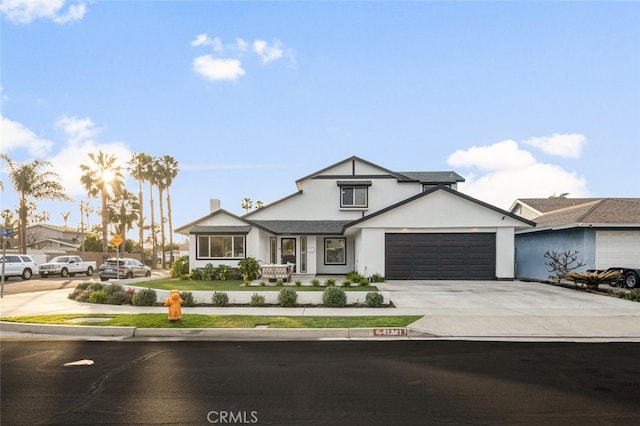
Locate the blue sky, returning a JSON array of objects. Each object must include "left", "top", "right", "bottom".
[{"left": 1, "top": 1, "right": 639, "bottom": 242}]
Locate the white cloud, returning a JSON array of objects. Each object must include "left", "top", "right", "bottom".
[
  {"left": 523, "top": 133, "right": 586, "bottom": 158},
  {"left": 0, "top": 114, "right": 54, "bottom": 157},
  {"left": 191, "top": 33, "right": 223, "bottom": 52},
  {"left": 447, "top": 138, "right": 589, "bottom": 209},
  {"left": 253, "top": 39, "right": 284, "bottom": 63},
  {"left": 0, "top": 0, "right": 86, "bottom": 25},
  {"left": 55, "top": 115, "right": 99, "bottom": 145},
  {"left": 193, "top": 55, "right": 245, "bottom": 81}
]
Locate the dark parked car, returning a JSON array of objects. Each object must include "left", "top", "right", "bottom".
[{"left": 98, "top": 258, "right": 151, "bottom": 281}]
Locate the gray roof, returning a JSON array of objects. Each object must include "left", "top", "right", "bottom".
[
  {"left": 515, "top": 198, "right": 601, "bottom": 215},
  {"left": 531, "top": 198, "right": 640, "bottom": 227},
  {"left": 398, "top": 171, "right": 465, "bottom": 183},
  {"left": 251, "top": 220, "right": 352, "bottom": 235},
  {"left": 190, "top": 225, "right": 252, "bottom": 234}
]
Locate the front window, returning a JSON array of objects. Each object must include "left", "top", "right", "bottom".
[
  {"left": 197, "top": 235, "right": 245, "bottom": 259},
  {"left": 341, "top": 186, "right": 368, "bottom": 208},
  {"left": 325, "top": 238, "right": 346, "bottom": 265}
]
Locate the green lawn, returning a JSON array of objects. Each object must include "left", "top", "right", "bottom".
[
  {"left": 1, "top": 314, "right": 421, "bottom": 328},
  {"left": 140, "top": 278, "right": 379, "bottom": 292}
]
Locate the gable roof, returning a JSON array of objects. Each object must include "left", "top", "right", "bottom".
[
  {"left": 174, "top": 209, "right": 252, "bottom": 234},
  {"left": 397, "top": 171, "right": 465, "bottom": 184},
  {"left": 344, "top": 185, "right": 536, "bottom": 231},
  {"left": 531, "top": 198, "right": 640, "bottom": 228},
  {"left": 251, "top": 220, "right": 352, "bottom": 235},
  {"left": 511, "top": 198, "right": 601, "bottom": 216}
]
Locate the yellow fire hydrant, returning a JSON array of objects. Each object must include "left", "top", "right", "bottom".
[{"left": 164, "top": 290, "right": 183, "bottom": 321}]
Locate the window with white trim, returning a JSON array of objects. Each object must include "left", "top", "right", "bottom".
[
  {"left": 197, "top": 235, "right": 245, "bottom": 259},
  {"left": 324, "top": 238, "right": 346, "bottom": 265},
  {"left": 340, "top": 186, "right": 368, "bottom": 208}
]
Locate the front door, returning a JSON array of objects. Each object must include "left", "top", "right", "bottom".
[{"left": 281, "top": 238, "right": 296, "bottom": 271}]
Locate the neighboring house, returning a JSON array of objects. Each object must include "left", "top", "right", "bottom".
[
  {"left": 175, "top": 156, "right": 534, "bottom": 280},
  {"left": 511, "top": 198, "right": 640, "bottom": 281},
  {"left": 26, "top": 224, "right": 85, "bottom": 252}
]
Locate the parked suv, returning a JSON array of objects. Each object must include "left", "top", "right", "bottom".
[
  {"left": 0, "top": 254, "right": 38, "bottom": 280},
  {"left": 98, "top": 258, "right": 151, "bottom": 281}
]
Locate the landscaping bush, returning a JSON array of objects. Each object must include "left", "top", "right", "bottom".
[
  {"left": 132, "top": 288, "right": 157, "bottom": 306},
  {"left": 212, "top": 291, "right": 229, "bottom": 307},
  {"left": 323, "top": 287, "right": 346, "bottom": 307},
  {"left": 190, "top": 268, "right": 203, "bottom": 280},
  {"left": 89, "top": 282, "right": 105, "bottom": 291},
  {"left": 250, "top": 292, "right": 266, "bottom": 307},
  {"left": 260, "top": 281, "right": 266, "bottom": 287},
  {"left": 106, "top": 291, "right": 132, "bottom": 305},
  {"left": 276, "top": 279, "right": 284, "bottom": 287},
  {"left": 325, "top": 278, "right": 336, "bottom": 287},
  {"left": 180, "top": 291, "right": 196, "bottom": 307},
  {"left": 371, "top": 273, "right": 384, "bottom": 283},
  {"left": 203, "top": 263, "right": 215, "bottom": 281},
  {"left": 347, "top": 271, "right": 364, "bottom": 282},
  {"left": 75, "top": 289, "right": 93, "bottom": 303},
  {"left": 278, "top": 288, "right": 298, "bottom": 307},
  {"left": 618, "top": 289, "right": 640, "bottom": 302},
  {"left": 311, "top": 279, "right": 320, "bottom": 287},
  {"left": 359, "top": 278, "right": 370, "bottom": 287},
  {"left": 365, "top": 291, "right": 384, "bottom": 307},
  {"left": 75, "top": 282, "right": 92, "bottom": 291},
  {"left": 216, "top": 264, "right": 231, "bottom": 280},
  {"left": 295, "top": 280, "right": 302, "bottom": 287},
  {"left": 238, "top": 257, "right": 261, "bottom": 282},
  {"left": 179, "top": 273, "right": 190, "bottom": 280},
  {"left": 88, "top": 289, "right": 108, "bottom": 304},
  {"left": 342, "top": 280, "right": 352, "bottom": 287},
  {"left": 170, "top": 255, "right": 190, "bottom": 278},
  {"left": 104, "top": 283, "right": 124, "bottom": 295}
]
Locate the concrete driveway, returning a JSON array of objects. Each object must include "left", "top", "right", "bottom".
[{"left": 377, "top": 280, "right": 640, "bottom": 340}]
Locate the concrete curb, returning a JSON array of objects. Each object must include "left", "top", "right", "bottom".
[{"left": 0, "top": 321, "right": 136, "bottom": 337}]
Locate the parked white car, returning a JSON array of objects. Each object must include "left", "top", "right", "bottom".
[
  {"left": 38, "top": 255, "right": 97, "bottom": 278},
  {"left": 0, "top": 254, "right": 38, "bottom": 280}
]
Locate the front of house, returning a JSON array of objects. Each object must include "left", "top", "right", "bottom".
[{"left": 175, "top": 156, "right": 534, "bottom": 280}]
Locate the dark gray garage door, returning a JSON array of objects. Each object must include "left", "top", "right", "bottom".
[{"left": 385, "top": 233, "right": 496, "bottom": 280}]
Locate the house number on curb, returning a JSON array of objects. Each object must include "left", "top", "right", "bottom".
[{"left": 373, "top": 328, "right": 407, "bottom": 337}]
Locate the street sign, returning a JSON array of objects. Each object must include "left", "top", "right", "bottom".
[
  {"left": 0, "top": 228, "right": 13, "bottom": 238},
  {"left": 111, "top": 234, "right": 124, "bottom": 247}
]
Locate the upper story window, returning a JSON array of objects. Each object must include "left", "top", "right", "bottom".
[{"left": 337, "top": 180, "right": 371, "bottom": 208}]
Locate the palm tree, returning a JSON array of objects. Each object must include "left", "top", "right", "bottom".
[
  {"left": 0, "top": 154, "right": 70, "bottom": 253},
  {"left": 107, "top": 189, "right": 140, "bottom": 238},
  {"left": 79, "top": 151, "right": 125, "bottom": 255},
  {"left": 61, "top": 212, "right": 71, "bottom": 227},
  {"left": 127, "top": 152, "right": 152, "bottom": 261},
  {"left": 255, "top": 200, "right": 264, "bottom": 209},
  {"left": 145, "top": 157, "right": 159, "bottom": 267},
  {"left": 157, "top": 155, "right": 179, "bottom": 265},
  {"left": 241, "top": 197, "right": 253, "bottom": 213}
]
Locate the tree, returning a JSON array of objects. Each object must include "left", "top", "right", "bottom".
[
  {"left": 255, "top": 200, "right": 264, "bottom": 209},
  {"left": 80, "top": 151, "right": 125, "bottom": 255},
  {"left": 61, "top": 212, "right": 71, "bottom": 227},
  {"left": 157, "top": 155, "right": 179, "bottom": 265},
  {"left": 146, "top": 157, "right": 160, "bottom": 267},
  {"left": 107, "top": 188, "right": 140, "bottom": 238},
  {"left": 544, "top": 250, "right": 586, "bottom": 284},
  {"left": 241, "top": 197, "right": 253, "bottom": 213},
  {"left": 1, "top": 154, "right": 70, "bottom": 253},
  {"left": 127, "top": 152, "right": 153, "bottom": 261}
]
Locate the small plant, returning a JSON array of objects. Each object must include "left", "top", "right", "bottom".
[
  {"left": 250, "top": 292, "right": 266, "bottom": 306},
  {"left": 75, "top": 282, "right": 92, "bottom": 291},
  {"left": 295, "top": 280, "right": 302, "bottom": 287},
  {"left": 618, "top": 289, "right": 640, "bottom": 302},
  {"left": 212, "top": 291, "right": 229, "bottom": 307},
  {"left": 365, "top": 291, "right": 384, "bottom": 307},
  {"left": 260, "top": 281, "right": 266, "bottom": 287},
  {"left": 278, "top": 288, "right": 298, "bottom": 307},
  {"left": 216, "top": 264, "right": 231, "bottom": 280},
  {"left": 89, "top": 282, "right": 105, "bottom": 291},
  {"left": 276, "top": 279, "right": 284, "bottom": 287},
  {"left": 106, "top": 291, "right": 132, "bottom": 305},
  {"left": 311, "top": 279, "right": 320, "bottom": 287},
  {"left": 342, "top": 279, "right": 352, "bottom": 287},
  {"left": 88, "top": 289, "right": 108, "bottom": 304},
  {"left": 180, "top": 291, "right": 196, "bottom": 307},
  {"left": 132, "top": 288, "right": 157, "bottom": 306},
  {"left": 170, "top": 255, "right": 189, "bottom": 278},
  {"left": 544, "top": 250, "right": 586, "bottom": 284},
  {"left": 359, "top": 278, "right": 370, "bottom": 287},
  {"left": 346, "top": 271, "right": 363, "bottom": 282},
  {"left": 371, "top": 273, "right": 384, "bottom": 283},
  {"left": 179, "top": 273, "right": 190, "bottom": 280},
  {"left": 190, "top": 268, "right": 203, "bottom": 280},
  {"left": 238, "top": 257, "right": 261, "bottom": 282},
  {"left": 325, "top": 278, "right": 336, "bottom": 287},
  {"left": 323, "top": 286, "right": 347, "bottom": 307},
  {"left": 104, "top": 283, "right": 124, "bottom": 295},
  {"left": 566, "top": 270, "right": 621, "bottom": 290},
  {"left": 75, "top": 289, "right": 93, "bottom": 303},
  {"left": 203, "top": 263, "right": 215, "bottom": 281}
]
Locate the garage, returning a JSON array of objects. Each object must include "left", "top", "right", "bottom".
[{"left": 385, "top": 233, "right": 496, "bottom": 280}]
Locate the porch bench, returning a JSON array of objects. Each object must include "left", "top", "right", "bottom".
[{"left": 260, "top": 264, "right": 292, "bottom": 282}]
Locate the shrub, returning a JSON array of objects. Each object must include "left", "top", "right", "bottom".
[
  {"left": 347, "top": 271, "right": 363, "bottom": 282},
  {"left": 276, "top": 279, "right": 284, "bottom": 287},
  {"left": 75, "top": 282, "right": 92, "bottom": 291},
  {"left": 371, "top": 273, "right": 384, "bottom": 283},
  {"left": 325, "top": 278, "right": 336, "bottom": 287},
  {"left": 179, "top": 273, "right": 190, "bottom": 280},
  {"left": 342, "top": 280, "right": 352, "bottom": 287},
  {"left": 89, "top": 282, "right": 105, "bottom": 291},
  {"left": 68, "top": 287, "right": 86, "bottom": 300},
  {"left": 544, "top": 250, "right": 586, "bottom": 284},
  {"left": 311, "top": 279, "right": 320, "bottom": 287},
  {"left": 203, "top": 263, "right": 215, "bottom": 281},
  {"left": 106, "top": 291, "right": 132, "bottom": 305},
  {"left": 365, "top": 291, "right": 384, "bottom": 307},
  {"left": 250, "top": 292, "right": 266, "bottom": 306},
  {"left": 75, "top": 289, "right": 93, "bottom": 303},
  {"left": 170, "top": 255, "right": 190, "bottom": 278},
  {"left": 278, "top": 288, "right": 298, "bottom": 307},
  {"left": 260, "top": 281, "right": 266, "bottom": 287},
  {"left": 180, "top": 291, "right": 196, "bottom": 307},
  {"left": 216, "top": 264, "right": 231, "bottom": 280},
  {"left": 88, "top": 289, "right": 108, "bottom": 304},
  {"left": 132, "top": 288, "right": 157, "bottom": 306},
  {"left": 618, "top": 289, "right": 640, "bottom": 302},
  {"left": 323, "top": 287, "right": 346, "bottom": 307},
  {"left": 295, "top": 280, "right": 302, "bottom": 287},
  {"left": 238, "top": 257, "right": 261, "bottom": 282},
  {"left": 212, "top": 291, "right": 229, "bottom": 307},
  {"left": 359, "top": 278, "right": 370, "bottom": 287},
  {"left": 190, "top": 268, "right": 203, "bottom": 280},
  {"left": 104, "top": 283, "right": 124, "bottom": 295}
]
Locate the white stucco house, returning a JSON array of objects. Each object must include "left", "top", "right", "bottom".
[{"left": 175, "top": 156, "right": 534, "bottom": 280}]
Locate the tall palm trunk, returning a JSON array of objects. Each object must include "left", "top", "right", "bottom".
[
  {"left": 167, "top": 188, "right": 174, "bottom": 263},
  {"left": 137, "top": 179, "right": 144, "bottom": 262},
  {"left": 18, "top": 195, "right": 27, "bottom": 253},
  {"left": 158, "top": 185, "right": 166, "bottom": 269},
  {"left": 149, "top": 180, "right": 156, "bottom": 268},
  {"left": 101, "top": 188, "right": 109, "bottom": 255}
]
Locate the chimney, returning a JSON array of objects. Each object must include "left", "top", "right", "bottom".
[{"left": 210, "top": 199, "right": 221, "bottom": 212}]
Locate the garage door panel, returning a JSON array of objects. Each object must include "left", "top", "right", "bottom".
[{"left": 385, "top": 233, "right": 496, "bottom": 280}]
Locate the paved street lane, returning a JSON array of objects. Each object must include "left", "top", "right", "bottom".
[{"left": 1, "top": 341, "right": 639, "bottom": 425}]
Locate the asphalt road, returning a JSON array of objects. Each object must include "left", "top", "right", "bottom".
[{"left": 1, "top": 341, "right": 639, "bottom": 425}]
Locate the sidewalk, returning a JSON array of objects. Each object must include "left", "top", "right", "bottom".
[{"left": 1, "top": 280, "right": 639, "bottom": 341}]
